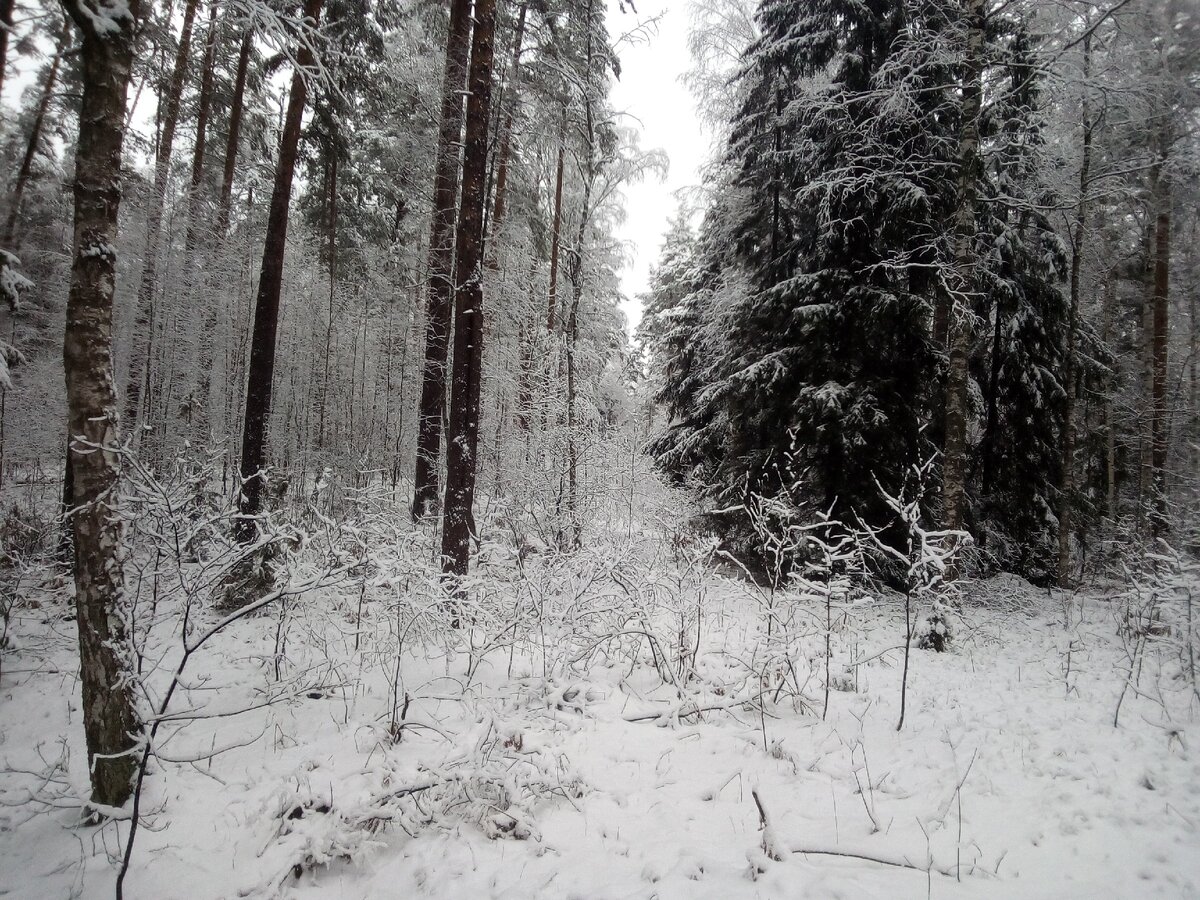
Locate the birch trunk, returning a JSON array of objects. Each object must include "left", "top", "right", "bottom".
[{"left": 61, "top": 0, "right": 143, "bottom": 810}]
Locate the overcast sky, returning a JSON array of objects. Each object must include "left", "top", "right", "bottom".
[{"left": 605, "top": 0, "right": 706, "bottom": 332}]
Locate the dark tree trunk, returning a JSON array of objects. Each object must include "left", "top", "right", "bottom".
[
  {"left": 217, "top": 28, "right": 253, "bottom": 233},
  {"left": 237, "top": 0, "right": 324, "bottom": 540},
  {"left": 61, "top": 0, "right": 143, "bottom": 810},
  {"left": 318, "top": 150, "right": 337, "bottom": 451},
  {"left": 191, "top": 3, "right": 221, "bottom": 442},
  {"left": 412, "top": 0, "right": 472, "bottom": 520},
  {"left": 3, "top": 21, "right": 67, "bottom": 248},
  {"left": 441, "top": 0, "right": 497, "bottom": 579},
  {"left": 125, "top": 0, "right": 200, "bottom": 434},
  {"left": 546, "top": 126, "right": 565, "bottom": 333},
  {"left": 1149, "top": 137, "right": 1171, "bottom": 533},
  {"left": 487, "top": 0, "right": 528, "bottom": 263},
  {"left": 185, "top": 0, "right": 218, "bottom": 257},
  {"left": 980, "top": 279, "right": 1004, "bottom": 504},
  {"left": 0, "top": 0, "right": 14, "bottom": 102},
  {"left": 1058, "top": 35, "right": 1092, "bottom": 585}
]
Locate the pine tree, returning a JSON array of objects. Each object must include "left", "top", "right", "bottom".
[
  {"left": 237, "top": 0, "right": 325, "bottom": 542},
  {"left": 413, "top": 0, "right": 472, "bottom": 520},
  {"left": 441, "top": 0, "right": 498, "bottom": 580}
]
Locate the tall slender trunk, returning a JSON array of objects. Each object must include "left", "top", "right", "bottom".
[
  {"left": 217, "top": 28, "right": 252, "bottom": 233},
  {"left": 546, "top": 122, "right": 565, "bottom": 333},
  {"left": 125, "top": 0, "right": 201, "bottom": 433},
  {"left": 0, "top": 0, "right": 14, "bottom": 102},
  {"left": 190, "top": 3, "right": 220, "bottom": 443},
  {"left": 441, "top": 0, "right": 497, "bottom": 578},
  {"left": 61, "top": 0, "right": 143, "bottom": 810},
  {"left": 563, "top": 0, "right": 598, "bottom": 551},
  {"left": 515, "top": 254, "right": 538, "bottom": 432},
  {"left": 1101, "top": 263, "right": 1117, "bottom": 518},
  {"left": 236, "top": 0, "right": 324, "bottom": 539},
  {"left": 318, "top": 152, "right": 338, "bottom": 451},
  {"left": 1058, "top": 34, "right": 1092, "bottom": 586},
  {"left": 980, "top": 281, "right": 1004, "bottom": 504},
  {"left": 3, "top": 22, "right": 67, "bottom": 248},
  {"left": 185, "top": 1, "right": 218, "bottom": 257},
  {"left": 940, "top": 0, "right": 985, "bottom": 550},
  {"left": 487, "top": 0, "right": 528, "bottom": 263},
  {"left": 1190, "top": 268, "right": 1198, "bottom": 505},
  {"left": 1138, "top": 230, "right": 1155, "bottom": 518},
  {"left": 412, "top": 0, "right": 473, "bottom": 520},
  {"left": 1149, "top": 131, "right": 1171, "bottom": 533}
]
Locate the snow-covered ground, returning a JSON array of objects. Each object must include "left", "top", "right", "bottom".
[{"left": 2, "top": 504, "right": 1199, "bottom": 899}]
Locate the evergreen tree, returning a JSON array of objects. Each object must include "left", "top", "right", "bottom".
[
  {"left": 655, "top": 0, "right": 955, "bottom": 531},
  {"left": 973, "top": 21, "right": 1070, "bottom": 580}
]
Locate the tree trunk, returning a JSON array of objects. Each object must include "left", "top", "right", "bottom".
[
  {"left": 487, "top": 0, "right": 528, "bottom": 264},
  {"left": 185, "top": 0, "right": 218, "bottom": 257},
  {"left": 563, "top": 0, "right": 599, "bottom": 551},
  {"left": 318, "top": 152, "right": 338, "bottom": 451},
  {"left": 979, "top": 278, "right": 1003, "bottom": 505},
  {"left": 412, "top": 0, "right": 473, "bottom": 520},
  {"left": 61, "top": 0, "right": 143, "bottom": 810},
  {"left": 940, "top": 0, "right": 985, "bottom": 550},
  {"left": 1190, "top": 268, "right": 1198, "bottom": 508},
  {"left": 189, "top": 2, "right": 221, "bottom": 443},
  {"left": 546, "top": 126, "right": 566, "bottom": 334},
  {"left": 2, "top": 21, "right": 67, "bottom": 248},
  {"left": 217, "top": 28, "right": 253, "bottom": 233},
  {"left": 0, "top": 0, "right": 14, "bottom": 103},
  {"left": 237, "top": 0, "right": 324, "bottom": 540},
  {"left": 125, "top": 0, "right": 201, "bottom": 434},
  {"left": 1058, "top": 34, "right": 1092, "bottom": 586},
  {"left": 1102, "top": 268, "right": 1117, "bottom": 518},
  {"left": 441, "top": 0, "right": 497, "bottom": 579},
  {"left": 1148, "top": 134, "right": 1171, "bottom": 533}
]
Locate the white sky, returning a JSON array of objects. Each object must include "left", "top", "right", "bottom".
[{"left": 605, "top": 0, "right": 706, "bottom": 332}]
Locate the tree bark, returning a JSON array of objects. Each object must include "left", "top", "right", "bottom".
[
  {"left": 0, "top": 0, "right": 14, "bottom": 103},
  {"left": 940, "top": 0, "right": 985, "bottom": 551},
  {"left": 188, "top": 2, "right": 221, "bottom": 444},
  {"left": 318, "top": 151, "right": 337, "bottom": 451},
  {"left": 2, "top": 21, "right": 67, "bottom": 248},
  {"left": 1101, "top": 267, "right": 1117, "bottom": 518},
  {"left": 217, "top": 28, "right": 253, "bottom": 233},
  {"left": 1058, "top": 34, "right": 1092, "bottom": 586},
  {"left": 236, "top": 0, "right": 324, "bottom": 540},
  {"left": 486, "top": 0, "right": 528, "bottom": 264},
  {"left": 441, "top": 0, "right": 497, "bottom": 579},
  {"left": 185, "top": 0, "right": 218, "bottom": 257},
  {"left": 546, "top": 124, "right": 566, "bottom": 333},
  {"left": 979, "top": 273, "right": 1003, "bottom": 506},
  {"left": 1148, "top": 132, "right": 1171, "bottom": 533},
  {"left": 124, "top": 0, "right": 200, "bottom": 437},
  {"left": 563, "top": 0, "right": 599, "bottom": 551},
  {"left": 61, "top": 0, "right": 143, "bottom": 810},
  {"left": 412, "top": 0, "right": 473, "bottom": 520}
]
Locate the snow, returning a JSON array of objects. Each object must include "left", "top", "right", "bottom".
[{"left": 1, "top": 505, "right": 1199, "bottom": 899}]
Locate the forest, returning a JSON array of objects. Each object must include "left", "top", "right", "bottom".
[{"left": 0, "top": 0, "right": 1197, "bottom": 895}]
